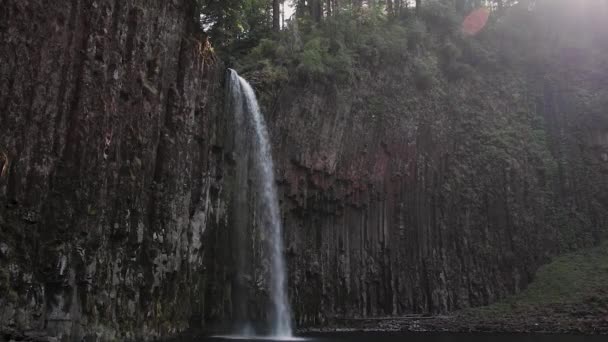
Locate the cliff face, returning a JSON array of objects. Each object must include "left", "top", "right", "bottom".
[
  {"left": 0, "top": 0, "right": 228, "bottom": 340},
  {"left": 257, "top": 39, "right": 608, "bottom": 326}
]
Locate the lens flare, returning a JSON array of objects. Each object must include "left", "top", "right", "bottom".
[{"left": 462, "top": 8, "right": 490, "bottom": 36}]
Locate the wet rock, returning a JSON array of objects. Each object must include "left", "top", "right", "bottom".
[
  {"left": 0, "top": 0, "right": 228, "bottom": 340},
  {"left": 0, "top": 243, "right": 9, "bottom": 258}
]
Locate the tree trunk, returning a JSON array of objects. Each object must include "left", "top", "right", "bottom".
[
  {"left": 273, "top": 0, "right": 281, "bottom": 31},
  {"left": 310, "top": 0, "right": 322, "bottom": 22},
  {"left": 455, "top": 0, "right": 466, "bottom": 13},
  {"left": 416, "top": 0, "right": 421, "bottom": 13},
  {"left": 296, "top": 0, "right": 307, "bottom": 17}
]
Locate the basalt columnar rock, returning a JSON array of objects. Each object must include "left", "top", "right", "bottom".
[
  {"left": 267, "top": 71, "right": 608, "bottom": 325},
  {"left": 0, "top": 1, "right": 229, "bottom": 340},
  {"left": 244, "top": 21, "right": 608, "bottom": 326}
]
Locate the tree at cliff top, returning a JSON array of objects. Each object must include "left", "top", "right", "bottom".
[
  {"left": 198, "top": 0, "right": 275, "bottom": 59},
  {"left": 198, "top": 0, "right": 525, "bottom": 60}
]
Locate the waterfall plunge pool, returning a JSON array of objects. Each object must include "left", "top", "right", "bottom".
[{"left": 201, "top": 332, "right": 606, "bottom": 342}]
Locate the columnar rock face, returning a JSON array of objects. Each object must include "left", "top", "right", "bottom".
[
  {"left": 0, "top": 1, "right": 228, "bottom": 340},
  {"left": 259, "top": 54, "right": 608, "bottom": 325}
]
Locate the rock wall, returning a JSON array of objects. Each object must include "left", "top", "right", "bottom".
[
  {"left": 197, "top": 5, "right": 608, "bottom": 328},
  {"left": 257, "top": 41, "right": 608, "bottom": 326},
  {"left": 0, "top": 0, "right": 229, "bottom": 340}
]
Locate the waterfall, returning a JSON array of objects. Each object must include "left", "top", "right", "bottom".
[{"left": 226, "top": 69, "right": 293, "bottom": 339}]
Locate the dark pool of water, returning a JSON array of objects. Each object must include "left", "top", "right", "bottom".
[{"left": 201, "top": 332, "right": 606, "bottom": 342}]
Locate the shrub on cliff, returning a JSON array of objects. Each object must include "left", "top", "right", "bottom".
[
  {"left": 237, "top": 6, "right": 431, "bottom": 86},
  {"left": 412, "top": 56, "right": 438, "bottom": 90}
]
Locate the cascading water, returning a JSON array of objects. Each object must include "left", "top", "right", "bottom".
[{"left": 226, "top": 69, "right": 293, "bottom": 339}]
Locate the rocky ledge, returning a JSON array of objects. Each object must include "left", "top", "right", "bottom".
[
  {"left": 303, "top": 241, "right": 608, "bottom": 336},
  {"left": 301, "top": 304, "right": 608, "bottom": 336}
]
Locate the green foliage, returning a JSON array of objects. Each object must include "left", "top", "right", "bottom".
[
  {"left": 298, "top": 38, "right": 329, "bottom": 79},
  {"left": 412, "top": 56, "right": 437, "bottom": 90},
  {"left": 439, "top": 40, "right": 461, "bottom": 63},
  {"left": 420, "top": 0, "right": 461, "bottom": 34},
  {"left": 292, "top": 33, "right": 355, "bottom": 83},
  {"left": 444, "top": 61, "right": 474, "bottom": 81},
  {"left": 462, "top": 40, "right": 495, "bottom": 68},
  {"left": 471, "top": 241, "right": 608, "bottom": 314},
  {"left": 439, "top": 39, "right": 472, "bottom": 80},
  {"left": 236, "top": 7, "right": 428, "bottom": 85},
  {"left": 198, "top": 0, "right": 273, "bottom": 59},
  {"left": 406, "top": 19, "right": 428, "bottom": 52},
  {"left": 523, "top": 244, "right": 608, "bottom": 303}
]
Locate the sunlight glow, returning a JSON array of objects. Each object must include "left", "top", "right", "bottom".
[{"left": 284, "top": 2, "right": 295, "bottom": 20}]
